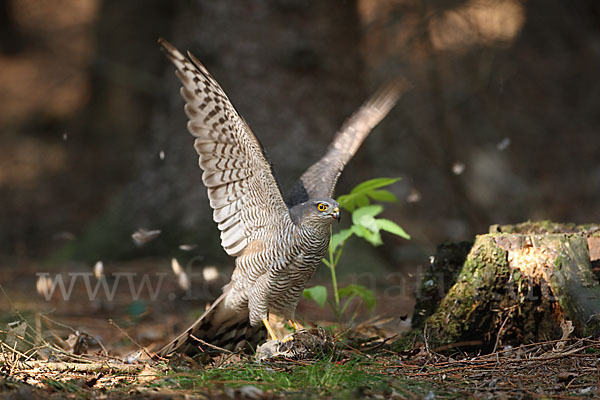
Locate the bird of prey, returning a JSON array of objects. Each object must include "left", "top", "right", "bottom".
[{"left": 157, "top": 39, "right": 406, "bottom": 357}]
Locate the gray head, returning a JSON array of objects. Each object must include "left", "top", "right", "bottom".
[{"left": 290, "top": 198, "right": 340, "bottom": 227}]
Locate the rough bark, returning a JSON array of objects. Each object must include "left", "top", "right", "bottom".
[{"left": 413, "top": 222, "right": 600, "bottom": 351}]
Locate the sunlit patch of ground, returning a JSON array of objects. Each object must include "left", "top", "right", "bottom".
[{"left": 0, "top": 259, "right": 412, "bottom": 358}]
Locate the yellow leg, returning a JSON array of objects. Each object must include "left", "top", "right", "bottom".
[{"left": 262, "top": 317, "right": 279, "bottom": 341}]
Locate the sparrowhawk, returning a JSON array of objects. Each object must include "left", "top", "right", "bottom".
[{"left": 157, "top": 39, "right": 405, "bottom": 357}]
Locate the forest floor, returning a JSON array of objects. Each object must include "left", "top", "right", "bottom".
[{"left": 1, "top": 259, "right": 599, "bottom": 399}]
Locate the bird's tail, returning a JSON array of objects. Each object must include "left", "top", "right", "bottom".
[{"left": 156, "top": 294, "right": 265, "bottom": 357}]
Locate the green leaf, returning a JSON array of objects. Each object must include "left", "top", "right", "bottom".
[
  {"left": 350, "top": 177, "right": 401, "bottom": 194},
  {"left": 367, "top": 189, "right": 398, "bottom": 203},
  {"left": 351, "top": 225, "right": 383, "bottom": 246},
  {"left": 352, "top": 205, "right": 384, "bottom": 222},
  {"left": 330, "top": 228, "right": 353, "bottom": 252},
  {"left": 359, "top": 215, "right": 379, "bottom": 233},
  {"left": 337, "top": 177, "right": 401, "bottom": 212},
  {"left": 355, "top": 194, "right": 370, "bottom": 209},
  {"left": 375, "top": 219, "right": 411, "bottom": 240},
  {"left": 338, "top": 193, "right": 367, "bottom": 212},
  {"left": 352, "top": 205, "right": 384, "bottom": 234},
  {"left": 302, "top": 285, "right": 327, "bottom": 308},
  {"left": 336, "top": 194, "right": 351, "bottom": 208},
  {"left": 338, "top": 284, "right": 377, "bottom": 311}
]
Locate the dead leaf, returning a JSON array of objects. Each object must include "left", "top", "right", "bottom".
[
  {"left": 132, "top": 229, "right": 161, "bottom": 246},
  {"left": 93, "top": 261, "right": 104, "bottom": 279},
  {"left": 557, "top": 371, "right": 578, "bottom": 383},
  {"left": 36, "top": 275, "right": 53, "bottom": 297},
  {"left": 65, "top": 332, "right": 88, "bottom": 355},
  {"left": 554, "top": 320, "right": 574, "bottom": 351},
  {"left": 171, "top": 258, "right": 183, "bottom": 275},
  {"left": 202, "top": 266, "right": 220, "bottom": 282},
  {"left": 123, "top": 350, "right": 143, "bottom": 364},
  {"left": 136, "top": 363, "right": 160, "bottom": 385},
  {"left": 5, "top": 320, "right": 29, "bottom": 353},
  {"left": 177, "top": 271, "right": 190, "bottom": 291}
]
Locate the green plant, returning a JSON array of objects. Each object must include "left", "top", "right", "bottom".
[{"left": 303, "top": 177, "right": 410, "bottom": 322}]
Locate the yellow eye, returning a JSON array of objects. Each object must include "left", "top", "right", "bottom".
[{"left": 317, "top": 203, "right": 328, "bottom": 212}]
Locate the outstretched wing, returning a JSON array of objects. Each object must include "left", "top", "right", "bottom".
[
  {"left": 285, "top": 80, "right": 409, "bottom": 206},
  {"left": 160, "top": 39, "right": 290, "bottom": 256}
]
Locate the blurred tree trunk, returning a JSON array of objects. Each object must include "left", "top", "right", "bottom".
[
  {"left": 66, "top": 0, "right": 365, "bottom": 263},
  {"left": 56, "top": 0, "right": 176, "bottom": 262},
  {"left": 0, "top": 0, "right": 24, "bottom": 55}
]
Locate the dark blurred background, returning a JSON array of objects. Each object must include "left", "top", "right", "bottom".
[{"left": 1, "top": 0, "right": 599, "bottom": 281}]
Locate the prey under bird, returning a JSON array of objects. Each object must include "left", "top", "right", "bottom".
[{"left": 157, "top": 38, "right": 408, "bottom": 357}]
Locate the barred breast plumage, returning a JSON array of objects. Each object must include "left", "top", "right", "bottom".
[{"left": 156, "top": 39, "right": 407, "bottom": 357}]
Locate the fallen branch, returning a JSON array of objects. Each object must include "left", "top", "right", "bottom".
[{"left": 18, "top": 361, "right": 146, "bottom": 373}]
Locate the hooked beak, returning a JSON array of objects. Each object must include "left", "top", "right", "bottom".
[{"left": 332, "top": 207, "right": 340, "bottom": 222}]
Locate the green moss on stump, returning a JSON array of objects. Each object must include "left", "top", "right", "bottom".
[
  {"left": 421, "top": 235, "right": 516, "bottom": 350},
  {"left": 413, "top": 222, "right": 600, "bottom": 352}
]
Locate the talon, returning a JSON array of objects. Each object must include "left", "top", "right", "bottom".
[
  {"left": 288, "top": 319, "right": 300, "bottom": 331},
  {"left": 281, "top": 335, "right": 294, "bottom": 343},
  {"left": 262, "top": 317, "right": 279, "bottom": 341}
]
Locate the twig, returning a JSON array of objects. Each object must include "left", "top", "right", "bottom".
[
  {"left": 189, "top": 334, "right": 233, "bottom": 354},
  {"left": 596, "top": 358, "right": 600, "bottom": 397},
  {"left": 0, "top": 283, "right": 28, "bottom": 323},
  {"left": 0, "top": 340, "right": 30, "bottom": 363},
  {"left": 423, "top": 322, "right": 430, "bottom": 354},
  {"left": 493, "top": 307, "right": 515, "bottom": 353},
  {"left": 38, "top": 314, "right": 77, "bottom": 334},
  {"left": 431, "top": 340, "right": 484, "bottom": 353},
  {"left": 108, "top": 319, "right": 154, "bottom": 360},
  {"left": 335, "top": 341, "right": 369, "bottom": 357}
]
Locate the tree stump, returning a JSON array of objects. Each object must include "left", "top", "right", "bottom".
[{"left": 412, "top": 221, "right": 600, "bottom": 351}]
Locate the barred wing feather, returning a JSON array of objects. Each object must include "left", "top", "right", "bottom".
[
  {"left": 159, "top": 39, "right": 290, "bottom": 256},
  {"left": 286, "top": 79, "right": 409, "bottom": 206}
]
